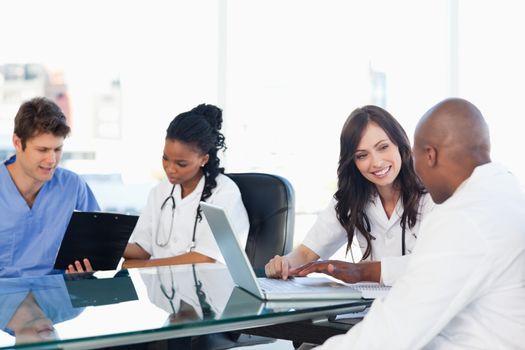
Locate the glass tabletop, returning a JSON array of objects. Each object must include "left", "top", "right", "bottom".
[{"left": 0, "top": 264, "right": 369, "bottom": 349}]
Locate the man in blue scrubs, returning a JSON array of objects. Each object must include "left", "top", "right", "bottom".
[{"left": 0, "top": 97, "right": 99, "bottom": 277}]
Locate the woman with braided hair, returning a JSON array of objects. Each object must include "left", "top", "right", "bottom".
[{"left": 121, "top": 104, "right": 249, "bottom": 269}]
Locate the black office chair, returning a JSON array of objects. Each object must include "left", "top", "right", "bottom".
[
  {"left": 193, "top": 173, "right": 296, "bottom": 350},
  {"left": 227, "top": 172, "right": 295, "bottom": 277}
]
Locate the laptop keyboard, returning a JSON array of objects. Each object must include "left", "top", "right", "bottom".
[{"left": 258, "top": 278, "right": 304, "bottom": 292}]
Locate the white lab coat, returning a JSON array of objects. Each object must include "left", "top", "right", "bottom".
[
  {"left": 315, "top": 162, "right": 525, "bottom": 350},
  {"left": 130, "top": 174, "right": 249, "bottom": 261},
  {"left": 303, "top": 192, "right": 435, "bottom": 285}
]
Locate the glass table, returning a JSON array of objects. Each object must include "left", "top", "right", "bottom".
[{"left": 0, "top": 264, "right": 369, "bottom": 349}]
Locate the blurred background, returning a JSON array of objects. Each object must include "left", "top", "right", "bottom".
[{"left": 1, "top": 0, "right": 524, "bottom": 257}]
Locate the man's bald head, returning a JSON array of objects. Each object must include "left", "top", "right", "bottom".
[
  {"left": 413, "top": 98, "right": 491, "bottom": 203},
  {"left": 416, "top": 98, "right": 490, "bottom": 163}
]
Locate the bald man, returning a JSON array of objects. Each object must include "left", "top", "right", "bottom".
[{"left": 315, "top": 98, "right": 525, "bottom": 349}]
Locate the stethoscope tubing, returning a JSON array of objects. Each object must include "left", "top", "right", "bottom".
[{"left": 156, "top": 184, "right": 199, "bottom": 250}]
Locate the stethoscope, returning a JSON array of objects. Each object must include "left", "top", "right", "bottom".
[
  {"left": 155, "top": 184, "right": 200, "bottom": 251},
  {"left": 158, "top": 266, "right": 177, "bottom": 314},
  {"left": 192, "top": 264, "right": 215, "bottom": 319},
  {"left": 362, "top": 212, "right": 407, "bottom": 256}
]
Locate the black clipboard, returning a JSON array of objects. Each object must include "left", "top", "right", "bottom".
[{"left": 54, "top": 211, "right": 138, "bottom": 271}]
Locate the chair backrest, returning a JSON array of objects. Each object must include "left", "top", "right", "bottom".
[{"left": 227, "top": 173, "right": 295, "bottom": 276}]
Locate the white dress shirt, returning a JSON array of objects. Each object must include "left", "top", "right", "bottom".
[
  {"left": 130, "top": 174, "right": 249, "bottom": 262},
  {"left": 315, "top": 163, "right": 525, "bottom": 349},
  {"left": 303, "top": 193, "right": 434, "bottom": 285}
]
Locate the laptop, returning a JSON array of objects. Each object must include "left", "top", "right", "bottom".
[
  {"left": 54, "top": 211, "right": 138, "bottom": 271},
  {"left": 200, "top": 202, "right": 362, "bottom": 301},
  {"left": 221, "top": 286, "right": 368, "bottom": 319}
]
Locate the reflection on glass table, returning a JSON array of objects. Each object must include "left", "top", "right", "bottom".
[
  {"left": 0, "top": 274, "right": 82, "bottom": 346},
  {"left": 0, "top": 264, "right": 370, "bottom": 349},
  {"left": 140, "top": 265, "right": 230, "bottom": 324}
]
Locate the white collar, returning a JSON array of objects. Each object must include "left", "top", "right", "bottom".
[{"left": 172, "top": 175, "right": 206, "bottom": 204}]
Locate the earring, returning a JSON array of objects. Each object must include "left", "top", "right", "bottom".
[{"left": 201, "top": 164, "right": 205, "bottom": 167}]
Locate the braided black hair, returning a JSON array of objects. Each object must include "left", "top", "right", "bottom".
[{"left": 166, "top": 104, "right": 226, "bottom": 219}]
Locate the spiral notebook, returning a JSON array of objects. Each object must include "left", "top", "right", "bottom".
[
  {"left": 331, "top": 283, "right": 389, "bottom": 323},
  {"left": 351, "top": 282, "right": 390, "bottom": 299}
]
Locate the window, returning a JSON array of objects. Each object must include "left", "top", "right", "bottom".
[{"left": 1, "top": 0, "right": 522, "bottom": 254}]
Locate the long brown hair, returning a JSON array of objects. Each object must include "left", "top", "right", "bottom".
[{"left": 335, "top": 106, "right": 425, "bottom": 260}]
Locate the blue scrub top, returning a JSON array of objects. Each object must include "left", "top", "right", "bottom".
[{"left": 0, "top": 156, "right": 100, "bottom": 277}]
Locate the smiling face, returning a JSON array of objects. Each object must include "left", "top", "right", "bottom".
[
  {"left": 162, "top": 139, "right": 209, "bottom": 190},
  {"left": 13, "top": 132, "right": 64, "bottom": 186},
  {"left": 353, "top": 122, "right": 402, "bottom": 191}
]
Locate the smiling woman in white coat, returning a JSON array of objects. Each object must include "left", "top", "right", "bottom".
[{"left": 265, "top": 105, "right": 434, "bottom": 286}]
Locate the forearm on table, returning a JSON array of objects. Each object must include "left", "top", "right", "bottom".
[
  {"left": 125, "top": 252, "right": 215, "bottom": 268},
  {"left": 151, "top": 252, "right": 215, "bottom": 265}
]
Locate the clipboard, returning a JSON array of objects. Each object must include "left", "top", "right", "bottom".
[{"left": 54, "top": 211, "right": 138, "bottom": 271}]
